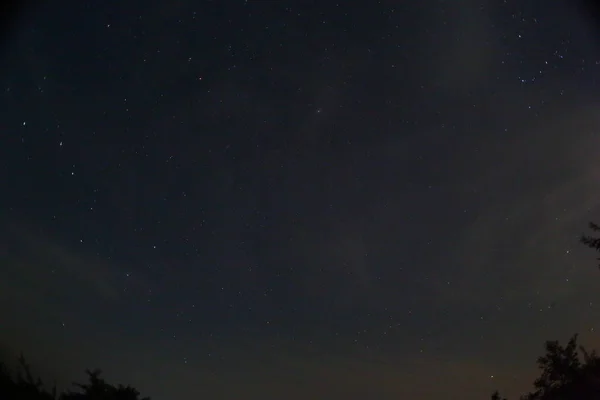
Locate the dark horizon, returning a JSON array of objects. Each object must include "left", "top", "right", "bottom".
[{"left": 3, "top": 1, "right": 600, "bottom": 399}]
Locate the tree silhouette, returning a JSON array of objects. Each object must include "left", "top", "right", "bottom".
[
  {"left": 490, "top": 221, "right": 600, "bottom": 399},
  {"left": 491, "top": 390, "right": 508, "bottom": 400},
  {"left": 492, "top": 334, "right": 600, "bottom": 399},
  {"left": 580, "top": 222, "right": 600, "bottom": 267},
  {"left": 0, "top": 353, "right": 57, "bottom": 400},
  {"left": 0, "top": 353, "right": 149, "bottom": 400},
  {"left": 61, "top": 369, "right": 149, "bottom": 400}
]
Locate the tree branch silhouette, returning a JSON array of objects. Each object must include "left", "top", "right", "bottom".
[{"left": 490, "top": 221, "right": 600, "bottom": 399}]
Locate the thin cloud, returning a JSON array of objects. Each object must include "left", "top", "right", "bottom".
[{"left": 0, "top": 214, "right": 152, "bottom": 303}]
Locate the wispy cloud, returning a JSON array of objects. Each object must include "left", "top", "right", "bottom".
[
  {"left": 0, "top": 213, "right": 146, "bottom": 304},
  {"left": 444, "top": 98, "right": 600, "bottom": 310}
]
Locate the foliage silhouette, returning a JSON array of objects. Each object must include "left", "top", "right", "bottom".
[
  {"left": 61, "top": 369, "right": 149, "bottom": 400},
  {"left": 490, "top": 221, "right": 600, "bottom": 399},
  {"left": 491, "top": 334, "right": 600, "bottom": 399},
  {"left": 0, "top": 353, "right": 149, "bottom": 400},
  {"left": 580, "top": 221, "right": 600, "bottom": 268},
  {"left": 491, "top": 390, "right": 508, "bottom": 400},
  {"left": 0, "top": 353, "right": 56, "bottom": 400}
]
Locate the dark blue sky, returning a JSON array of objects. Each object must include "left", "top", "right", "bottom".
[{"left": 2, "top": 1, "right": 600, "bottom": 399}]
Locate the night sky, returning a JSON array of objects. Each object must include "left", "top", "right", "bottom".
[{"left": 2, "top": 1, "right": 600, "bottom": 399}]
